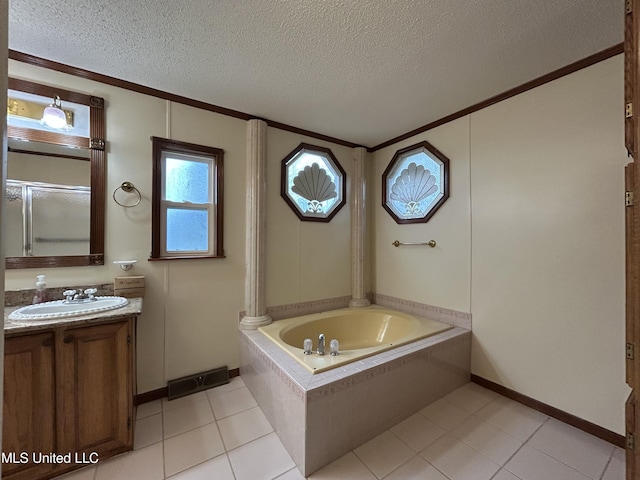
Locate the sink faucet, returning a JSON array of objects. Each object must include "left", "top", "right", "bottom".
[
  {"left": 317, "top": 333, "right": 325, "bottom": 355},
  {"left": 63, "top": 288, "right": 98, "bottom": 303}
]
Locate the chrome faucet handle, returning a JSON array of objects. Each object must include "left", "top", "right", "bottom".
[
  {"left": 63, "top": 289, "right": 76, "bottom": 302},
  {"left": 84, "top": 288, "right": 97, "bottom": 299}
]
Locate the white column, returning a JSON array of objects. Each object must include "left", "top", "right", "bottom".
[
  {"left": 349, "top": 147, "right": 371, "bottom": 307},
  {"left": 240, "top": 119, "right": 272, "bottom": 329}
]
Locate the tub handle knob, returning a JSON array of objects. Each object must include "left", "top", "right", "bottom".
[
  {"left": 330, "top": 339, "right": 339, "bottom": 356},
  {"left": 303, "top": 338, "right": 313, "bottom": 355}
]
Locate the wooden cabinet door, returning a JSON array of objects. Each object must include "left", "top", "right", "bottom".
[
  {"left": 2, "top": 333, "right": 56, "bottom": 480},
  {"left": 58, "top": 320, "right": 133, "bottom": 457}
]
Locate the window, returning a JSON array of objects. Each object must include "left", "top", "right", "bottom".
[
  {"left": 281, "top": 143, "right": 346, "bottom": 222},
  {"left": 151, "top": 137, "right": 224, "bottom": 259},
  {"left": 382, "top": 141, "right": 449, "bottom": 224}
]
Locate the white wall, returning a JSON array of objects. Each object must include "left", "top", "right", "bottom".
[
  {"left": 372, "top": 55, "right": 628, "bottom": 434},
  {"left": 265, "top": 127, "right": 352, "bottom": 307},
  {"left": 470, "top": 55, "right": 628, "bottom": 434},
  {"left": 371, "top": 117, "right": 472, "bottom": 314},
  {"left": 5, "top": 61, "right": 352, "bottom": 393}
]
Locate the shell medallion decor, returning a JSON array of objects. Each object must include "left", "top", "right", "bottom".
[
  {"left": 281, "top": 143, "right": 347, "bottom": 222},
  {"left": 291, "top": 163, "right": 337, "bottom": 213},
  {"left": 382, "top": 140, "right": 450, "bottom": 224},
  {"left": 389, "top": 162, "right": 438, "bottom": 215}
]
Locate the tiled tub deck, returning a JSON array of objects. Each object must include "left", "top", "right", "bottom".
[{"left": 239, "top": 310, "right": 471, "bottom": 476}]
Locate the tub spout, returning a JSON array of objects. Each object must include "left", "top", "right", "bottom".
[{"left": 317, "top": 333, "right": 325, "bottom": 355}]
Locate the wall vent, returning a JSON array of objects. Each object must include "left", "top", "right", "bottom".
[{"left": 167, "top": 366, "right": 229, "bottom": 400}]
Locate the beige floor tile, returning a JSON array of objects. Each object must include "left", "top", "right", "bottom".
[
  {"left": 136, "top": 399, "right": 162, "bottom": 420},
  {"left": 162, "top": 391, "right": 209, "bottom": 412},
  {"left": 206, "top": 376, "right": 246, "bottom": 398},
  {"left": 421, "top": 433, "right": 500, "bottom": 480},
  {"left": 217, "top": 406, "right": 273, "bottom": 450},
  {"left": 384, "top": 455, "right": 448, "bottom": 480},
  {"left": 95, "top": 443, "right": 164, "bottom": 480},
  {"left": 227, "top": 432, "right": 295, "bottom": 480},
  {"left": 390, "top": 413, "right": 446, "bottom": 452},
  {"left": 526, "top": 418, "right": 614, "bottom": 479},
  {"left": 163, "top": 398, "right": 215, "bottom": 439},
  {"left": 163, "top": 422, "right": 226, "bottom": 477},
  {"left": 209, "top": 386, "right": 258, "bottom": 419},
  {"left": 443, "top": 382, "right": 498, "bottom": 413},
  {"left": 353, "top": 431, "right": 415, "bottom": 478},
  {"left": 505, "top": 444, "right": 591, "bottom": 480},
  {"left": 602, "top": 447, "right": 625, "bottom": 480},
  {"left": 308, "top": 452, "right": 377, "bottom": 480},
  {"left": 134, "top": 413, "right": 163, "bottom": 449},
  {"left": 451, "top": 415, "right": 522, "bottom": 465},
  {"left": 274, "top": 467, "right": 306, "bottom": 479},
  {"left": 474, "top": 396, "right": 547, "bottom": 441},
  {"left": 420, "top": 397, "right": 472, "bottom": 431},
  {"left": 166, "top": 454, "right": 235, "bottom": 480},
  {"left": 54, "top": 466, "right": 96, "bottom": 480},
  {"left": 492, "top": 469, "right": 522, "bottom": 480}
]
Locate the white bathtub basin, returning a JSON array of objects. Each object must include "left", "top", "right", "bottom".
[{"left": 9, "top": 296, "right": 129, "bottom": 321}]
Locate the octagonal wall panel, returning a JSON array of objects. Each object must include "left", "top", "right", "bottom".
[
  {"left": 382, "top": 140, "right": 450, "bottom": 224},
  {"left": 281, "top": 143, "right": 346, "bottom": 222}
]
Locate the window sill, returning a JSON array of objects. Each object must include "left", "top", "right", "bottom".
[{"left": 148, "top": 255, "right": 226, "bottom": 261}]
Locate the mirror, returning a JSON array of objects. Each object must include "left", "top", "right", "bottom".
[{"left": 5, "top": 78, "right": 105, "bottom": 269}]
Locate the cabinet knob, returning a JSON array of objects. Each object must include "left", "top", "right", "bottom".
[{"left": 63, "top": 335, "right": 74, "bottom": 344}]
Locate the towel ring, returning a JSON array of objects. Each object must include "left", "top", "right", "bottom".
[{"left": 113, "top": 181, "right": 141, "bottom": 208}]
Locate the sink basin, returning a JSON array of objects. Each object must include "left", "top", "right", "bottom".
[{"left": 9, "top": 296, "right": 129, "bottom": 321}]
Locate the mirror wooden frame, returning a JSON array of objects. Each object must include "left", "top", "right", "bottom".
[{"left": 6, "top": 77, "right": 105, "bottom": 269}]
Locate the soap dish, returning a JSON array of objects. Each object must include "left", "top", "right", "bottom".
[{"left": 113, "top": 260, "right": 137, "bottom": 271}]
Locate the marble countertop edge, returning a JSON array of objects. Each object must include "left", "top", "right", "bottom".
[{"left": 4, "top": 297, "right": 143, "bottom": 334}]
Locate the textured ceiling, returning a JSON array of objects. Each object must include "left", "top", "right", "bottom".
[{"left": 9, "top": 0, "right": 623, "bottom": 148}]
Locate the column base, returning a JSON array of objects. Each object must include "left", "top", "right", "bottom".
[
  {"left": 349, "top": 298, "right": 371, "bottom": 308},
  {"left": 239, "top": 314, "right": 273, "bottom": 330}
]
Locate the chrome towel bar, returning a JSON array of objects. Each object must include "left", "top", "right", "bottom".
[{"left": 392, "top": 240, "right": 436, "bottom": 248}]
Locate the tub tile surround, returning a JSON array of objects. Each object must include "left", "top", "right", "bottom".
[
  {"left": 240, "top": 302, "right": 471, "bottom": 476},
  {"left": 371, "top": 293, "right": 472, "bottom": 329},
  {"left": 240, "top": 292, "right": 471, "bottom": 327},
  {"left": 239, "top": 295, "right": 356, "bottom": 322}
]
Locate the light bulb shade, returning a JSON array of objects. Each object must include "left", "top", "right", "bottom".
[{"left": 40, "top": 95, "right": 69, "bottom": 130}]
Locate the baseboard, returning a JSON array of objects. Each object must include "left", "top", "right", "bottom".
[
  {"left": 471, "top": 374, "right": 625, "bottom": 448},
  {"left": 135, "top": 367, "right": 239, "bottom": 405}
]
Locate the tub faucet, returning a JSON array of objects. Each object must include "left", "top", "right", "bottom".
[{"left": 317, "top": 334, "right": 325, "bottom": 355}]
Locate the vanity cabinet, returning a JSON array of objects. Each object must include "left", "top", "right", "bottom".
[
  {"left": 3, "top": 332, "right": 56, "bottom": 480},
  {"left": 2, "top": 316, "right": 136, "bottom": 480}
]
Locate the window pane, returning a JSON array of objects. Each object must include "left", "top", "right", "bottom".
[
  {"left": 281, "top": 147, "right": 345, "bottom": 220},
  {"left": 385, "top": 150, "right": 444, "bottom": 220},
  {"left": 165, "top": 156, "right": 210, "bottom": 203},
  {"left": 166, "top": 208, "right": 209, "bottom": 252}
]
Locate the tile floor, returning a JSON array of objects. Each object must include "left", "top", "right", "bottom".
[{"left": 55, "top": 377, "right": 625, "bottom": 480}]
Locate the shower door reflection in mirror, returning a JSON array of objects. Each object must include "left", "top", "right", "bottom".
[{"left": 6, "top": 180, "right": 90, "bottom": 257}]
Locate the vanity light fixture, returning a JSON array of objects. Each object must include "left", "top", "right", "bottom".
[{"left": 41, "top": 95, "right": 71, "bottom": 130}]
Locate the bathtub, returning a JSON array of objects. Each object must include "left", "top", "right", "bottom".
[{"left": 258, "top": 306, "right": 453, "bottom": 373}]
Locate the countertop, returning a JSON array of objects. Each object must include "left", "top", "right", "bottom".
[{"left": 4, "top": 297, "right": 143, "bottom": 335}]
